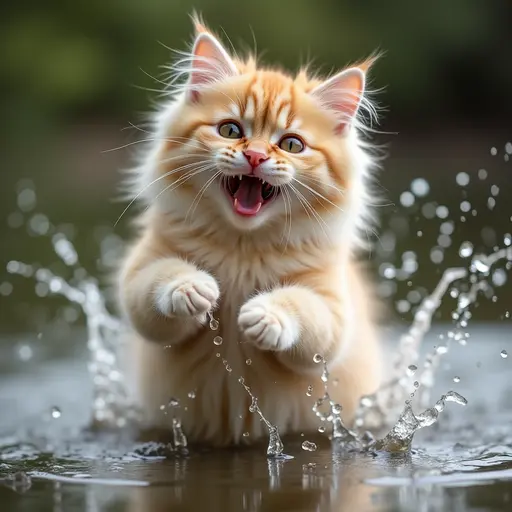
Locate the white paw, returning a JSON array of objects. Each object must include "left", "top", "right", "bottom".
[
  {"left": 238, "top": 295, "right": 299, "bottom": 351},
  {"left": 156, "top": 272, "right": 219, "bottom": 318}
]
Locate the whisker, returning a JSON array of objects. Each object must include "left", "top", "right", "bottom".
[
  {"left": 104, "top": 137, "right": 209, "bottom": 154},
  {"left": 288, "top": 183, "right": 331, "bottom": 242},
  {"left": 151, "top": 164, "right": 218, "bottom": 205},
  {"left": 280, "top": 187, "right": 293, "bottom": 254},
  {"left": 186, "top": 170, "right": 222, "bottom": 222},
  {"left": 115, "top": 159, "right": 214, "bottom": 226},
  {"left": 292, "top": 177, "right": 344, "bottom": 213}
]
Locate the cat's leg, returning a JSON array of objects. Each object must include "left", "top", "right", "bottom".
[
  {"left": 237, "top": 283, "right": 345, "bottom": 372},
  {"left": 119, "top": 253, "right": 219, "bottom": 344}
]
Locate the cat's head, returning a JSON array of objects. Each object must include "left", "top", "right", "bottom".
[{"left": 136, "top": 17, "right": 379, "bottom": 242}]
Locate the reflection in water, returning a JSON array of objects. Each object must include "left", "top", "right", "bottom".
[{"left": 123, "top": 449, "right": 376, "bottom": 512}]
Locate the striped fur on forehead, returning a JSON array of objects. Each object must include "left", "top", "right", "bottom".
[{"left": 240, "top": 71, "right": 296, "bottom": 135}]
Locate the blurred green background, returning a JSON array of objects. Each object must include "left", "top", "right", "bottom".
[{"left": 1, "top": 0, "right": 511, "bottom": 335}]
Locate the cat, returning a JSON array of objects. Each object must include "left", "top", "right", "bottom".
[{"left": 118, "top": 15, "right": 383, "bottom": 446}]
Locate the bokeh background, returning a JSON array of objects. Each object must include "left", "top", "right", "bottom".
[{"left": 1, "top": 0, "right": 511, "bottom": 337}]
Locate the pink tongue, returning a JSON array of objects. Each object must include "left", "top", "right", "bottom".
[{"left": 233, "top": 178, "right": 263, "bottom": 216}]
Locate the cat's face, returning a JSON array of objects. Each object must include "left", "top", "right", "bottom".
[{"left": 151, "top": 24, "right": 372, "bottom": 234}]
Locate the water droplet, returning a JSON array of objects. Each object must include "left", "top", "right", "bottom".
[
  {"left": 17, "top": 188, "right": 37, "bottom": 212},
  {"left": 500, "top": 350, "right": 508, "bottom": 359},
  {"left": 360, "top": 395, "right": 374, "bottom": 407},
  {"left": 209, "top": 318, "right": 219, "bottom": 330},
  {"left": 406, "top": 365, "right": 417, "bottom": 376},
  {"left": 243, "top": 432, "right": 250, "bottom": 437},
  {"left": 213, "top": 336, "right": 223, "bottom": 345},
  {"left": 245, "top": 358, "right": 252, "bottom": 365},
  {"left": 215, "top": 352, "right": 220, "bottom": 358},
  {"left": 472, "top": 256, "right": 490, "bottom": 274},
  {"left": 440, "top": 221, "right": 454, "bottom": 235},
  {"left": 313, "top": 354, "right": 323, "bottom": 364},
  {"left": 417, "top": 230, "right": 423, "bottom": 237},
  {"left": 168, "top": 397, "right": 180, "bottom": 408},
  {"left": 396, "top": 299, "right": 411, "bottom": 314},
  {"left": 332, "top": 403, "right": 342, "bottom": 414},
  {"left": 225, "top": 364, "right": 232, "bottom": 372},
  {"left": 453, "top": 376, "right": 460, "bottom": 383},
  {"left": 51, "top": 407, "right": 61, "bottom": 419},
  {"left": 187, "top": 391, "right": 196, "bottom": 399},
  {"left": 249, "top": 397, "right": 258, "bottom": 413},
  {"left": 410, "top": 178, "right": 430, "bottom": 197},
  {"left": 430, "top": 247, "right": 444, "bottom": 264},
  {"left": 490, "top": 147, "right": 498, "bottom": 156},
  {"left": 455, "top": 172, "right": 470, "bottom": 187},
  {"left": 413, "top": 381, "right": 420, "bottom": 389},
  {"left": 478, "top": 168, "right": 488, "bottom": 180},
  {"left": 301, "top": 441, "right": 317, "bottom": 452},
  {"left": 492, "top": 269, "right": 507, "bottom": 287},
  {"left": 436, "top": 205, "right": 449, "bottom": 219},
  {"left": 400, "top": 191, "right": 415, "bottom": 207},
  {"left": 306, "top": 385, "right": 313, "bottom": 397},
  {"left": 318, "top": 426, "right": 325, "bottom": 433},
  {"left": 17, "top": 344, "right": 33, "bottom": 361},
  {"left": 159, "top": 404, "right": 165, "bottom": 410},
  {"left": 459, "top": 241, "right": 474, "bottom": 258},
  {"left": 504, "top": 233, "right": 511, "bottom": 247},
  {"left": 460, "top": 201, "right": 471, "bottom": 213}
]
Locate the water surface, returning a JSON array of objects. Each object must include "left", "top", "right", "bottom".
[{"left": 1, "top": 324, "right": 511, "bottom": 511}]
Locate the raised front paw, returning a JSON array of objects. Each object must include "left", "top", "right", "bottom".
[
  {"left": 156, "top": 271, "right": 220, "bottom": 318},
  {"left": 238, "top": 294, "right": 299, "bottom": 351}
]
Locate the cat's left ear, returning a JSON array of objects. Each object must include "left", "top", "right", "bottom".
[
  {"left": 186, "top": 32, "right": 238, "bottom": 102},
  {"left": 310, "top": 67, "right": 365, "bottom": 134}
]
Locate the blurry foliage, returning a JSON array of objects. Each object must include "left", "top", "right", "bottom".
[{"left": 2, "top": 0, "right": 511, "bottom": 127}]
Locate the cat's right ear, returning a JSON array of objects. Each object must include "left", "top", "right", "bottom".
[{"left": 186, "top": 32, "right": 238, "bottom": 103}]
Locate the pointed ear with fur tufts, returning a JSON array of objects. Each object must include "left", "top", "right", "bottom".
[
  {"left": 186, "top": 31, "right": 238, "bottom": 102},
  {"left": 310, "top": 67, "right": 366, "bottom": 134}
]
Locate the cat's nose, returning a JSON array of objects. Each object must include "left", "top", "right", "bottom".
[{"left": 243, "top": 148, "right": 269, "bottom": 169}]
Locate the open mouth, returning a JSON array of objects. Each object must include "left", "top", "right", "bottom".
[{"left": 223, "top": 175, "right": 280, "bottom": 217}]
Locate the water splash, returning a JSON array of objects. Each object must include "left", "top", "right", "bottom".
[
  {"left": 356, "top": 245, "right": 512, "bottom": 431},
  {"left": 238, "top": 377, "right": 289, "bottom": 458},
  {"left": 5, "top": 152, "right": 511, "bottom": 457},
  {"left": 373, "top": 391, "right": 467, "bottom": 453},
  {"left": 312, "top": 355, "right": 360, "bottom": 449},
  {"left": 7, "top": 237, "right": 138, "bottom": 429}
]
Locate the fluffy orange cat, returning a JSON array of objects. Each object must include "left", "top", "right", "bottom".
[{"left": 118, "top": 16, "right": 383, "bottom": 446}]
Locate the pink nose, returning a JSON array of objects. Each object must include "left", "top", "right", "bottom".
[{"left": 243, "top": 149, "right": 269, "bottom": 169}]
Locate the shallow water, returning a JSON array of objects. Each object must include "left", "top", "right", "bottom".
[{"left": 2, "top": 324, "right": 512, "bottom": 511}]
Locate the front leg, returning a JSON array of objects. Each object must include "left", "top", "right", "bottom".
[
  {"left": 238, "top": 285, "right": 344, "bottom": 372},
  {"left": 119, "top": 249, "right": 219, "bottom": 344}
]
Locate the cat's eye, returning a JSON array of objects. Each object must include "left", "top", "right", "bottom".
[
  {"left": 218, "top": 121, "right": 243, "bottom": 139},
  {"left": 278, "top": 135, "right": 305, "bottom": 154}
]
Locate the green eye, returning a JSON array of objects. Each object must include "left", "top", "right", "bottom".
[
  {"left": 218, "top": 121, "right": 243, "bottom": 139},
  {"left": 278, "top": 136, "right": 305, "bottom": 154}
]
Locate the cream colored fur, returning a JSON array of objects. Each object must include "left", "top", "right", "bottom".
[{"left": 118, "top": 18, "right": 383, "bottom": 446}]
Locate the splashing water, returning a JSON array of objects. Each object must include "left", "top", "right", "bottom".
[
  {"left": 373, "top": 392, "right": 468, "bottom": 453},
  {"left": 7, "top": 235, "right": 138, "bottom": 430},
  {"left": 238, "top": 377, "right": 288, "bottom": 458},
  {"left": 5, "top": 147, "right": 512, "bottom": 458},
  {"left": 311, "top": 355, "right": 361, "bottom": 449}
]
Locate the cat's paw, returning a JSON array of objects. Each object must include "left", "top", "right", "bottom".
[
  {"left": 238, "top": 294, "right": 299, "bottom": 351},
  {"left": 156, "top": 271, "right": 219, "bottom": 318}
]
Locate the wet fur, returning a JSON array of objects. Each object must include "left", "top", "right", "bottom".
[{"left": 118, "top": 17, "right": 383, "bottom": 445}]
